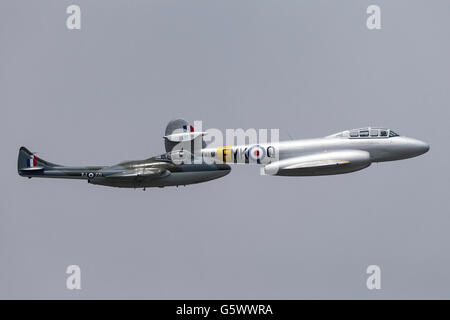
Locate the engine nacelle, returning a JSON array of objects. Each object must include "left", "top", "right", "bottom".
[{"left": 264, "top": 150, "right": 371, "bottom": 176}]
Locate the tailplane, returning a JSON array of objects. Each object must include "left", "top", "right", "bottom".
[{"left": 163, "top": 119, "right": 206, "bottom": 152}]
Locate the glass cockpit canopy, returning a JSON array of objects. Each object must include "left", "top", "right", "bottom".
[{"left": 328, "top": 127, "right": 400, "bottom": 139}]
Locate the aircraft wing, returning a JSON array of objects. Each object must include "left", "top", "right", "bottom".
[
  {"left": 264, "top": 150, "right": 370, "bottom": 176},
  {"left": 103, "top": 167, "right": 170, "bottom": 179}
]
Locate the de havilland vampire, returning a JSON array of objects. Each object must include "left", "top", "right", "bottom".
[{"left": 18, "top": 119, "right": 429, "bottom": 188}]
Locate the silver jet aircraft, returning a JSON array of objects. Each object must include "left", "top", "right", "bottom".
[{"left": 201, "top": 125, "right": 429, "bottom": 176}]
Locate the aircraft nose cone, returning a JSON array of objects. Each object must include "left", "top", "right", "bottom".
[
  {"left": 214, "top": 164, "right": 231, "bottom": 177},
  {"left": 422, "top": 141, "right": 430, "bottom": 154},
  {"left": 416, "top": 140, "right": 430, "bottom": 155},
  {"left": 393, "top": 137, "right": 430, "bottom": 160},
  {"left": 409, "top": 138, "right": 430, "bottom": 157},
  {"left": 217, "top": 164, "right": 231, "bottom": 171}
]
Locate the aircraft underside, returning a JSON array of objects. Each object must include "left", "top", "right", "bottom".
[{"left": 88, "top": 170, "right": 230, "bottom": 188}]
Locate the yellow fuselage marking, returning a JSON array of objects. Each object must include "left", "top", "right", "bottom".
[{"left": 217, "top": 146, "right": 232, "bottom": 163}]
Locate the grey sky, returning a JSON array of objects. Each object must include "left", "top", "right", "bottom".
[{"left": 1, "top": 0, "right": 449, "bottom": 299}]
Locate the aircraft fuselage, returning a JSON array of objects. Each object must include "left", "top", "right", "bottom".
[{"left": 201, "top": 129, "right": 429, "bottom": 176}]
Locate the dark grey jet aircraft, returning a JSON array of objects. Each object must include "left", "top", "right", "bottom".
[{"left": 18, "top": 120, "right": 230, "bottom": 189}]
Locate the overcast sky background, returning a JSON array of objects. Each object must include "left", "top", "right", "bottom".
[{"left": 1, "top": 0, "right": 449, "bottom": 299}]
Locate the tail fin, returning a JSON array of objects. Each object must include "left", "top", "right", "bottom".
[
  {"left": 163, "top": 119, "right": 206, "bottom": 152},
  {"left": 17, "top": 146, "right": 57, "bottom": 175}
]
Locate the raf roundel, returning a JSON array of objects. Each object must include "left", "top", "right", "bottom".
[
  {"left": 87, "top": 172, "right": 95, "bottom": 179},
  {"left": 248, "top": 145, "right": 266, "bottom": 162}
]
